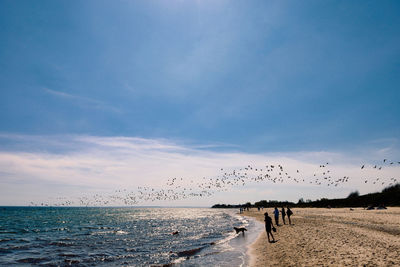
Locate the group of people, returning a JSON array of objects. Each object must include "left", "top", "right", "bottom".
[
  {"left": 264, "top": 207, "right": 293, "bottom": 243},
  {"left": 239, "top": 207, "right": 251, "bottom": 213}
]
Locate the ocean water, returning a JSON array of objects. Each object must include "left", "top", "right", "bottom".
[{"left": 0, "top": 207, "right": 262, "bottom": 266}]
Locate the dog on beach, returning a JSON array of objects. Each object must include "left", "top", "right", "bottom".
[{"left": 234, "top": 227, "right": 247, "bottom": 234}]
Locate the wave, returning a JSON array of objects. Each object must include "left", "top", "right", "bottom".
[
  {"left": 63, "top": 259, "right": 81, "bottom": 265},
  {"left": 17, "top": 257, "right": 52, "bottom": 264},
  {"left": 0, "top": 244, "right": 31, "bottom": 251},
  {"left": 0, "top": 207, "right": 254, "bottom": 266},
  {"left": 49, "top": 241, "right": 75, "bottom": 247},
  {"left": 175, "top": 242, "right": 216, "bottom": 258}
]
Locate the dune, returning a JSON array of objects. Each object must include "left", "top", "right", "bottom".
[{"left": 244, "top": 207, "right": 400, "bottom": 266}]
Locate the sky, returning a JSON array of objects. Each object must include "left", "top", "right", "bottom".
[{"left": 0, "top": 0, "right": 399, "bottom": 206}]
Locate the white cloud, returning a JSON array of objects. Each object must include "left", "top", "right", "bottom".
[
  {"left": 0, "top": 134, "right": 399, "bottom": 206},
  {"left": 43, "top": 88, "right": 122, "bottom": 113}
]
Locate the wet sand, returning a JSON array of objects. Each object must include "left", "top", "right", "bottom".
[{"left": 244, "top": 207, "right": 400, "bottom": 266}]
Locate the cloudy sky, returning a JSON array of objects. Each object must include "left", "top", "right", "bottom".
[{"left": 1, "top": 0, "right": 399, "bottom": 206}]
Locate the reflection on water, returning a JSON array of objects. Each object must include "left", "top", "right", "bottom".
[{"left": 0, "top": 207, "right": 261, "bottom": 266}]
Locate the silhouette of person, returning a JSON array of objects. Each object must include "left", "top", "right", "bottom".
[
  {"left": 287, "top": 207, "right": 293, "bottom": 225},
  {"left": 273, "top": 207, "right": 280, "bottom": 226},
  {"left": 281, "top": 207, "right": 286, "bottom": 225},
  {"left": 264, "top": 212, "right": 275, "bottom": 243}
]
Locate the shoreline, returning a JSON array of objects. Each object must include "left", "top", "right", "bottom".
[
  {"left": 243, "top": 207, "right": 400, "bottom": 266},
  {"left": 239, "top": 214, "right": 264, "bottom": 267},
  {"left": 246, "top": 218, "right": 265, "bottom": 267}
]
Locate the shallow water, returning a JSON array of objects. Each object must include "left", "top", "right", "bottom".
[{"left": 0, "top": 207, "right": 261, "bottom": 266}]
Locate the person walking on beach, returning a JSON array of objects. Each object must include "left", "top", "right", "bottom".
[
  {"left": 264, "top": 212, "right": 276, "bottom": 243},
  {"left": 287, "top": 207, "right": 293, "bottom": 225},
  {"left": 273, "top": 207, "right": 280, "bottom": 226},
  {"left": 281, "top": 207, "right": 286, "bottom": 225}
]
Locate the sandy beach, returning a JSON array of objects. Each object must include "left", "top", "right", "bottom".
[{"left": 244, "top": 207, "right": 400, "bottom": 266}]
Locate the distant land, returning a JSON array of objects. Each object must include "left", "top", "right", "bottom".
[{"left": 212, "top": 183, "right": 400, "bottom": 208}]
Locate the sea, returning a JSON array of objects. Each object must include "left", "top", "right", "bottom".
[{"left": 0, "top": 207, "right": 262, "bottom": 266}]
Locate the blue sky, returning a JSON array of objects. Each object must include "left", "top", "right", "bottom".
[{"left": 1, "top": 1, "right": 399, "bottom": 206}]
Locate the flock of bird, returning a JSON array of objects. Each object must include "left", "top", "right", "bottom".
[{"left": 31, "top": 159, "right": 399, "bottom": 207}]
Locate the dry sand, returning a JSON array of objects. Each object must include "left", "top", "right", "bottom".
[{"left": 244, "top": 207, "right": 400, "bottom": 266}]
